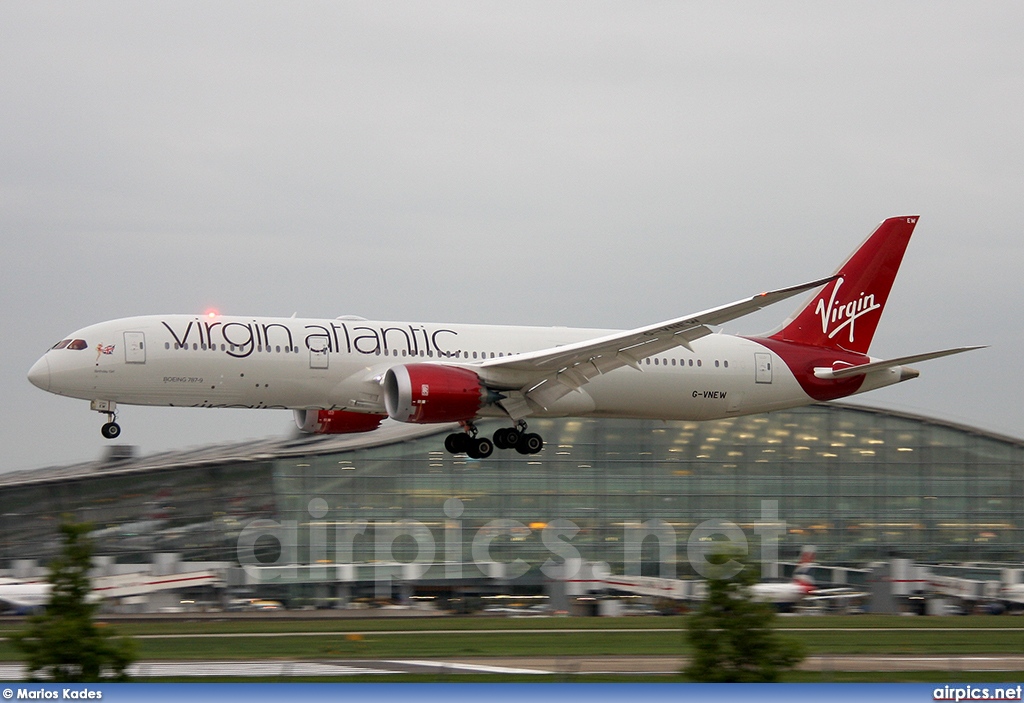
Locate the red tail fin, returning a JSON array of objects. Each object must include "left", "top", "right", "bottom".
[
  {"left": 770, "top": 216, "right": 919, "bottom": 355},
  {"left": 793, "top": 545, "right": 816, "bottom": 591}
]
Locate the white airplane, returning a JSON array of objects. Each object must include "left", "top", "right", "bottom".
[
  {"left": 28, "top": 216, "right": 980, "bottom": 458},
  {"left": 0, "top": 580, "right": 50, "bottom": 613},
  {"left": 750, "top": 553, "right": 816, "bottom": 604},
  {"left": 750, "top": 547, "right": 866, "bottom": 608},
  {"left": 750, "top": 547, "right": 819, "bottom": 605},
  {"left": 998, "top": 584, "right": 1024, "bottom": 608},
  {"left": 0, "top": 571, "right": 223, "bottom": 614}
]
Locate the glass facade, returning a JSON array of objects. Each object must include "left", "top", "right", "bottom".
[
  {"left": 0, "top": 461, "right": 277, "bottom": 565},
  {"left": 2, "top": 404, "right": 1023, "bottom": 577}
]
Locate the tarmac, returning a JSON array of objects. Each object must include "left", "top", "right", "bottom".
[{"left": 3, "top": 655, "right": 1024, "bottom": 678}]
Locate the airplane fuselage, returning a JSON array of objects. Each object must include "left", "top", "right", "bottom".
[{"left": 29, "top": 313, "right": 906, "bottom": 422}]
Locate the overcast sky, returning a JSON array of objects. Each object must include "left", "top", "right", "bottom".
[{"left": 2, "top": 2, "right": 1022, "bottom": 473}]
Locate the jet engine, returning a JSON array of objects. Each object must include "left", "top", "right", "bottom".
[
  {"left": 383, "top": 364, "right": 486, "bottom": 423},
  {"left": 293, "top": 409, "right": 385, "bottom": 434}
]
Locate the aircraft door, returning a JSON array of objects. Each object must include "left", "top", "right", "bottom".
[
  {"left": 124, "top": 332, "right": 146, "bottom": 364},
  {"left": 754, "top": 352, "right": 772, "bottom": 384},
  {"left": 309, "top": 340, "right": 329, "bottom": 369}
]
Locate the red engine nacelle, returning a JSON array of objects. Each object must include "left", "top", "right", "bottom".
[
  {"left": 383, "top": 364, "right": 485, "bottom": 424},
  {"left": 293, "top": 409, "right": 386, "bottom": 434}
]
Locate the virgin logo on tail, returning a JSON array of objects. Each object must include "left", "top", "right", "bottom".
[{"left": 815, "top": 277, "right": 881, "bottom": 345}]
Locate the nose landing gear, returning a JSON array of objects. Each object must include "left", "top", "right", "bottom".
[{"left": 91, "top": 399, "right": 121, "bottom": 439}]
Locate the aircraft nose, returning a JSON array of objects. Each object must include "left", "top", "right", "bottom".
[{"left": 27, "top": 356, "right": 50, "bottom": 392}]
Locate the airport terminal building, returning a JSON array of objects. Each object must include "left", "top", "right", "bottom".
[{"left": 1, "top": 402, "right": 1022, "bottom": 606}]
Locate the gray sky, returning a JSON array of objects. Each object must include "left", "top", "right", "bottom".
[{"left": 2, "top": 2, "right": 1021, "bottom": 473}]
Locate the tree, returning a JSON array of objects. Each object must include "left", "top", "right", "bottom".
[
  {"left": 11, "top": 522, "right": 136, "bottom": 682},
  {"left": 685, "top": 554, "right": 805, "bottom": 682}
]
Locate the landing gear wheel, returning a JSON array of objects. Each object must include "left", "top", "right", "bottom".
[
  {"left": 516, "top": 432, "right": 543, "bottom": 455},
  {"left": 466, "top": 436, "right": 494, "bottom": 459},
  {"left": 444, "top": 432, "right": 469, "bottom": 454},
  {"left": 101, "top": 422, "right": 121, "bottom": 440},
  {"left": 493, "top": 427, "right": 521, "bottom": 449}
]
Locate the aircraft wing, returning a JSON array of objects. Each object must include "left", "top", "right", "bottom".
[
  {"left": 473, "top": 276, "right": 836, "bottom": 417},
  {"left": 813, "top": 346, "right": 986, "bottom": 380},
  {"left": 806, "top": 587, "right": 868, "bottom": 601}
]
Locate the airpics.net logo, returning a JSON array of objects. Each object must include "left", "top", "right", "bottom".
[
  {"left": 815, "top": 277, "right": 881, "bottom": 344},
  {"left": 933, "top": 685, "right": 1023, "bottom": 701}
]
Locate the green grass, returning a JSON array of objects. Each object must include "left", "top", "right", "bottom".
[
  {"left": 3, "top": 614, "right": 1024, "bottom": 664},
  {"left": 2, "top": 613, "right": 1022, "bottom": 637},
  {"left": 0, "top": 629, "right": 684, "bottom": 661},
  {"left": 0, "top": 615, "right": 684, "bottom": 636},
  {"left": 3, "top": 613, "right": 1022, "bottom": 636},
  {"left": 4, "top": 614, "right": 1024, "bottom": 683}
]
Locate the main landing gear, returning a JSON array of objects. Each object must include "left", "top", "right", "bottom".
[
  {"left": 91, "top": 399, "right": 121, "bottom": 439},
  {"left": 444, "top": 421, "right": 543, "bottom": 459}
]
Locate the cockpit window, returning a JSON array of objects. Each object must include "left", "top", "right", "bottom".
[
  {"left": 67, "top": 339, "right": 88, "bottom": 351},
  {"left": 51, "top": 340, "right": 71, "bottom": 350}
]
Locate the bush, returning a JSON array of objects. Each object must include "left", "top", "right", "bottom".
[
  {"left": 11, "top": 522, "right": 136, "bottom": 681},
  {"left": 685, "top": 556, "right": 805, "bottom": 682}
]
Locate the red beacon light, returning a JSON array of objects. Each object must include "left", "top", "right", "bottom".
[{"left": 204, "top": 308, "right": 220, "bottom": 319}]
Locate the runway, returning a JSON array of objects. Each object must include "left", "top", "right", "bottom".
[{"left": 3, "top": 655, "right": 1024, "bottom": 678}]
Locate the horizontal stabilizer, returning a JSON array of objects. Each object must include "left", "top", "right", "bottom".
[{"left": 813, "top": 346, "right": 986, "bottom": 380}]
